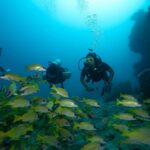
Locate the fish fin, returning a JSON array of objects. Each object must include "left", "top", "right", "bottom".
[
  {"left": 51, "top": 84, "right": 56, "bottom": 90},
  {"left": 55, "top": 99, "right": 59, "bottom": 104},
  {"left": 113, "top": 115, "right": 117, "bottom": 120},
  {"left": 116, "top": 98, "right": 121, "bottom": 105},
  {"left": 81, "top": 98, "right": 85, "bottom": 102},
  {"left": 14, "top": 92, "right": 18, "bottom": 96},
  {"left": 73, "top": 123, "right": 78, "bottom": 129}
]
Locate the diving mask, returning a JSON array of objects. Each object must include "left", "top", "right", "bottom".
[{"left": 85, "top": 56, "right": 95, "bottom": 66}]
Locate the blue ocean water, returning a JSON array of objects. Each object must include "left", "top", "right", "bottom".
[{"left": 0, "top": 0, "right": 150, "bottom": 99}]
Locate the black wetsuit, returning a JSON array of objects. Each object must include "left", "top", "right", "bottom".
[
  {"left": 81, "top": 60, "right": 114, "bottom": 95},
  {"left": 46, "top": 64, "right": 65, "bottom": 87},
  {"left": 81, "top": 62, "right": 113, "bottom": 83}
]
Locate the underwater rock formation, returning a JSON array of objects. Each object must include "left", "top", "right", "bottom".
[
  {"left": 138, "top": 69, "right": 150, "bottom": 98},
  {"left": 129, "top": 6, "right": 150, "bottom": 98},
  {"left": 105, "top": 80, "right": 133, "bottom": 102}
]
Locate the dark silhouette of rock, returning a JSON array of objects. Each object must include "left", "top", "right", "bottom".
[
  {"left": 138, "top": 69, "right": 150, "bottom": 98},
  {"left": 129, "top": 6, "right": 150, "bottom": 98}
]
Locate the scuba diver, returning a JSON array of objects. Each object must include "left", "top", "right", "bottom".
[
  {"left": 79, "top": 49, "right": 114, "bottom": 96},
  {"left": 44, "top": 59, "right": 71, "bottom": 88}
]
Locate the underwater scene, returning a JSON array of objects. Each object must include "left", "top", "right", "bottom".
[{"left": 0, "top": 0, "right": 150, "bottom": 150}]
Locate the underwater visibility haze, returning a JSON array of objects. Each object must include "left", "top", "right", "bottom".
[{"left": 0, "top": 0, "right": 150, "bottom": 150}]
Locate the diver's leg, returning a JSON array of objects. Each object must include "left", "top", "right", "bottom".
[
  {"left": 101, "top": 73, "right": 111, "bottom": 96},
  {"left": 61, "top": 82, "right": 64, "bottom": 88},
  {"left": 49, "top": 83, "right": 53, "bottom": 88}
]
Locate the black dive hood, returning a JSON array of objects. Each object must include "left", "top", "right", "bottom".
[{"left": 78, "top": 49, "right": 102, "bottom": 71}]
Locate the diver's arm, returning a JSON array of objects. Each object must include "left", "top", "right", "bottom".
[
  {"left": 108, "top": 68, "right": 114, "bottom": 82},
  {"left": 80, "top": 70, "right": 94, "bottom": 91},
  {"left": 80, "top": 76, "right": 88, "bottom": 89}
]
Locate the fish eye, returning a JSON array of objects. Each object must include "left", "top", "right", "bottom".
[{"left": 68, "top": 136, "right": 73, "bottom": 141}]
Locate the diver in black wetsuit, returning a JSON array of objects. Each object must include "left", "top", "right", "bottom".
[
  {"left": 80, "top": 49, "right": 114, "bottom": 96},
  {"left": 45, "top": 59, "right": 71, "bottom": 88}
]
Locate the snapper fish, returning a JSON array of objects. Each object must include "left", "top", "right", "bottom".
[
  {"left": 0, "top": 131, "right": 5, "bottom": 144},
  {"left": 14, "top": 110, "right": 38, "bottom": 123},
  {"left": 117, "top": 98, "right": 142, "bottom": 107},
  {"left": 74, "top": 122, "right": 96, "bottom": 131},
  {"left": 46, "top": 101, "right": 54, "bottom": 110},
  {"left": 37, "top": 135, "right": 60, "bottom": 148},
  {"left": 87, "top": 135, "right": 105, "bottom": 144},
  {"left": 82, "top": 98, "right": 100, "bottom": 107},
  {"left": 56, "top": 99, "right": 78, "bottom": 108},
  {"left": 143, "top": 99, "right": 150, "bottom": 104},
  {"left": 34, "top": 106, "right": 49, "bottom": 113},
  {"left": 0, "top": 82, "right": 17, "bottom": 98},
  {"left": 19, "top": 84, "right": 39, "bottom": 96},
  {"left": 0, "top": 73, "right": 25, "bottom": 82},
  {"left": 55, "top": 107, "right": 76, "bottom": 118},
  {"left": 48, "top": 112, "right": 57, "bottom": 119},
  {"left": 81, "top": 142, "right": 104, "bottom": 150},
  {"left": 120, "top": 94, "right": 137, "bottom": 101},
  {"left": 7, "top": 97, "right": 30, "bottom": 108},
  {"left": 76, "top": 108, "right": 88, "bottom": 118},
  {"left": 51, "top": 85, "right": 69, "bottom": 98},
  {"left": 5, "top": 124, "right": 33, "bottom": 140},
  {"left": 26, "top": 64, "right": 46, "bottom": 71},
  {"left": 121, "top": 128, "right": 150, "bottom": 145},
  {"left": 54, "top": 118, "right": 70, "bottom": 127},
  {"left": 8, "top": 82, "right": 17, "bottom": 94},
  {"left": 113, "top": 113, "right": 136, "bottom": 121},
  {"left": 112, "top": 123, "right": 129, "bottom": 132},
  {"left": 58, "top": 128, "right": 74, "bottom": 142},
  {"left": 31, "top": 96, "right": 46, "bottom": 105},
  {"left": 130, "top": 108, "right": 150, "bottom": 119}
]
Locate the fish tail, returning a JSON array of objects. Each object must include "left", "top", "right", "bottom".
[
  {"left": 73, "top": 123, "right": 78, "bottom": 129},
  {"left": 55, "top": 99, "right": 59, "bottom": 104},
  {"left": 81, "top": 98, "right": 85, "bottom": 102},
  {"left": 116, "top": 98, "right": 121, "bottom": 105},
  {"left": 113, "top": 115, "right": 117, "bottom": 119},
  {"left": 14, "top": 92, "right": 18, "bottom": 96},
  {"left": 51, "top": 84, "right": 56, "bottom": 90}
]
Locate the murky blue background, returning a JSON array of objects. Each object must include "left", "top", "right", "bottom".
[{"left": 0, "top": 0, "right": 150, "bottom": 99}]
